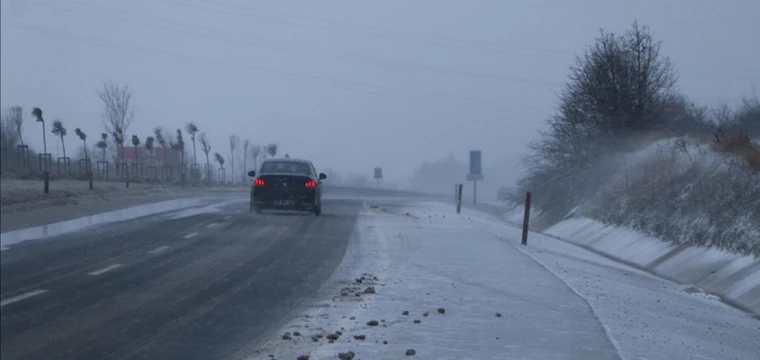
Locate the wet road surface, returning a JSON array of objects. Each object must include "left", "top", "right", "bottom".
[{"left": 0, "top": 198, "right": 363, "bottom": 360}]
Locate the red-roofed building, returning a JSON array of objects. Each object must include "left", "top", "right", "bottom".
[{"left": 119, "top": 146, "right": 182, "bottom": 167}]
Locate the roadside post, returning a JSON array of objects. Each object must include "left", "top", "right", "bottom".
[
  {"left": 521, "top": 191, "right": 532, "bottom": 246},
  {"left": 456, "top": 183, "right": 463, "bottom": 214},
  {"left": 40, "top": 153, "right": 51, "bottom": 194},
  {"left": 44, "top": 171, "right": 50, "bottom": 194},
  {"left": 374, "top": 167, "right": 383, "bottom": 189},
  {"left": 466, "top": 150, "right": 483, "bottom": 206}
]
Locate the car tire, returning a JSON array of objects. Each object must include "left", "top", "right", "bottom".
[
  {"left": 254, "top": 205, "right": 262, "bottom": 214},
  {"left": 249, "top": 196, "right": 254, "bottom": 213},
  {"left": 313, "top": 200, "right": 322, "bottom": 216}
]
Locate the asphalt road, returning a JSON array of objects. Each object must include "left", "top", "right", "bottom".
[{"left": 0, "top": 198, "right": 363, "bottom": 360}]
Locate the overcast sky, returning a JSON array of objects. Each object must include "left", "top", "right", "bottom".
[{"left": 2, "top": 0, "right": 758, "bottom": 186}]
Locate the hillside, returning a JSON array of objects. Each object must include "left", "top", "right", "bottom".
[{"left": 580, "top": 136, "right": 759, "bottom": 256}]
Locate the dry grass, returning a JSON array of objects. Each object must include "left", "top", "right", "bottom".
[
  {"left": 586, "top": 138, "right": 760, "bottom": 256},
  {"left": 0, "top": 179, "right": 154, "bottom": 208},
  {"left": 712, "top": 132, "right": 760, "bottom": 171}
]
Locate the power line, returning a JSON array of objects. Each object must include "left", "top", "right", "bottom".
[
  {"left": 37, "top": 0, "right": 757, "bottom": 88},
  {"left": 151, "top": 0, "right": 572, "bottom": 62},
  {"left": 1, "top": 20, "right": 549, "bottom": 111},
  {"left": 38, "top": 0, "right": 562, "bottom": 87},
  {"left": 166, "top": 0, "right": 760, "bottom": 77},
  {"left": 197, "top": 0, "right": 573, "bottom": 57}
]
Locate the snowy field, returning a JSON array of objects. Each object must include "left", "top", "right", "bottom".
[
  {"left": 246, "top": 201, "right": 760, "bottom": 360},
  {"left": 1, "top": 179, "right": 240, "bottom": 210}
]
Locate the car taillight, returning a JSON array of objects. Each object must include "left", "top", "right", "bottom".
[
  {"left": 254, "top": 178, "right": 265, "bottom": 186},
  {"left": 305, "top": 180, "right": 317, "bottom": 188}
]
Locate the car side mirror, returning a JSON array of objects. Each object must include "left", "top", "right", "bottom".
[
  {"left": 318, "top": 173, "right": 327, "bottom": 180},
  {"left": 247, "top": 170, "right": 256, "bottom": 177}
]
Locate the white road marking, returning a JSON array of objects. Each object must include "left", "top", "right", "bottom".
[
  {"left": 1, "top": 289, "right": 48, "bottom": 307},
  {"left": 148, "top": 246, "right": 170, "bottom": 254},
  {"left": 206, "top": 223, "right": 218, "bottom": 228},
  {"left": 184, "top": 232, "right": 198, "bottom": 239},
  {"left": 0, "top": 246, "right": 9, "bottom": 251},
  {"left": 224, "top": 215, "right": 232, "bottom": 220},
  {"left": 88, "top": 264, "right": 123, "bottom": 276}
]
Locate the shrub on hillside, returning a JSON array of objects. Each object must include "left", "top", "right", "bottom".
[
  {"left": 514, "top": 19, "right": 760, "bottom": 257},
  {"left": 585, "top": 138, "right": 760, "bottom": 256}
]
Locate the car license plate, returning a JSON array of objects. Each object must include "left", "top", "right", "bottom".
[{"left": 274, "top": 200, "right": 295, "bottom": 206}]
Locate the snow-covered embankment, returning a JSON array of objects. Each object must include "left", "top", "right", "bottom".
[{"left": 503, "top": 210, "right": 760, "bottom": 316}]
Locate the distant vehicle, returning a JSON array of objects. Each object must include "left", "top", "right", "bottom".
[{"left": 247, "top": 158, "right": 327, "bottom": 215}]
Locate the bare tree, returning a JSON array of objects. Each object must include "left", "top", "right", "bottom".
[
  {"left": 97, "top": 81, "right": 137, "bottom": 138},
  {"left": 171, "top": 129, "right": 185, "bottom": 172},
  {"left": 7, "top": 105, "right": 24, "bottom": 145},
  {"left": 524, "top": 20, "right": 679, "bottom": 179},
  {"left": 111, "top": 126, "right": 125, "bottom": 166},
  {"left": 153, "top": 127, "right": 167, "bottom": 170},
  {"left": 51, "top": 120, "right": 68, "bottom": 159},
  {"left": 250, "top": 144, "right": 262, "bottom": 172},
  {"left": 153, "top": 126, "right": 167, "bottom": 149},
  {"left": 131, "top": 135, "right": 141, "bottom": 166},
  {"left": 266, "top": 143, "right": 278, "bottom": 158},
  {"left": 75, "top": 128, "right": 88, "bottom": 160},
  {"left": 199, "top": 132, "right": 211, "bottom": 182},
  {"left": 1, "top": 110, "right": 20, "bottom": 173},
  {"left": 215, "top": 152, "right": 225, "bottom": 164},
  {"left": 215, "top": 152, "right": 225, "bottom": 180},
  {"left": 241, "top": 139, "right": 250, "bottom": 180},
  {"left": 566, "top": 21, "right": 676, "bottom": 136},
  {"left": 229, "top": 135, "right": 239, "bottom": 184},
  {"left": 96, "top": 133, "right": 108, "bottom": 164},
  {"left": 31, "top": 107, "right": 47, "bottom": 155},
  {"left": 1, "top": 109, "right": 20, "bottom": 150},
  {"left": 185, "top": 122, "right": 199, "bottom": 166},
  {"left": 145, "top": 136, "right": 155, "bottom": 168}
]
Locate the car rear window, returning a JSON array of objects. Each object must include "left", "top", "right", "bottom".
[{"left": 260, "top": 162, "right": 312, "bottom": 176}]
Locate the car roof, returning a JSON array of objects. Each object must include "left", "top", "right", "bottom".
[{"left": 261, "top": 158, "right": 312, "bottom": 165}]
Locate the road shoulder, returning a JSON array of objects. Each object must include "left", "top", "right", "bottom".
[{"left": 244, "top": 201, "right": 620, "bottom": 360}]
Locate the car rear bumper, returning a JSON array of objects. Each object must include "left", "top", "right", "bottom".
[{"left": 253, "top": 188, "right": 316, "bottom": 209}]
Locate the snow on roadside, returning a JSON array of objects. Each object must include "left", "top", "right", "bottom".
[
  {"left": 457, "top": 204, "right": 760, "bottom": 360},
  {"left": 0, "top": 179, "right": 245, "bottom": 212},
  {"left": 541, "top": 217, "right": 760, "bottom": 315},
  {"left": 0, "top": 196, "right": 244, "bottom": 249},
  {"left": 247, "top": 202, "right": 621, "bottom": 360}
]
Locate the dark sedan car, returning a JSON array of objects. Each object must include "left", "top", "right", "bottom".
[{"left": 247, "top": 158, "right": 327, "bottom": 215}]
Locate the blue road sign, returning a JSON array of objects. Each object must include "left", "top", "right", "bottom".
[{"left": 469, "top": 150, "right": 482, "bottom": 175}]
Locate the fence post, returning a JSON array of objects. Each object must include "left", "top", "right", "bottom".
[
  {"left": 521, "top": 191, "right": 532, "bottom": 246},
  {"left": 456, "top": 184, "right": 463, "bottom": 214},
  {"left": 44, "top": 171, "right": 50, "bottom": 194}
]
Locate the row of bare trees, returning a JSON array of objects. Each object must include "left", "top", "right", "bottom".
[
  {"left": 1, "top": 81, "right": 284, "bottom": 185},
  {"left": 1, "top": 105, "right": 87, "bottom": 165},
  {"left": 0, "top": 83, "right": 138, "bottom": 176}
]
